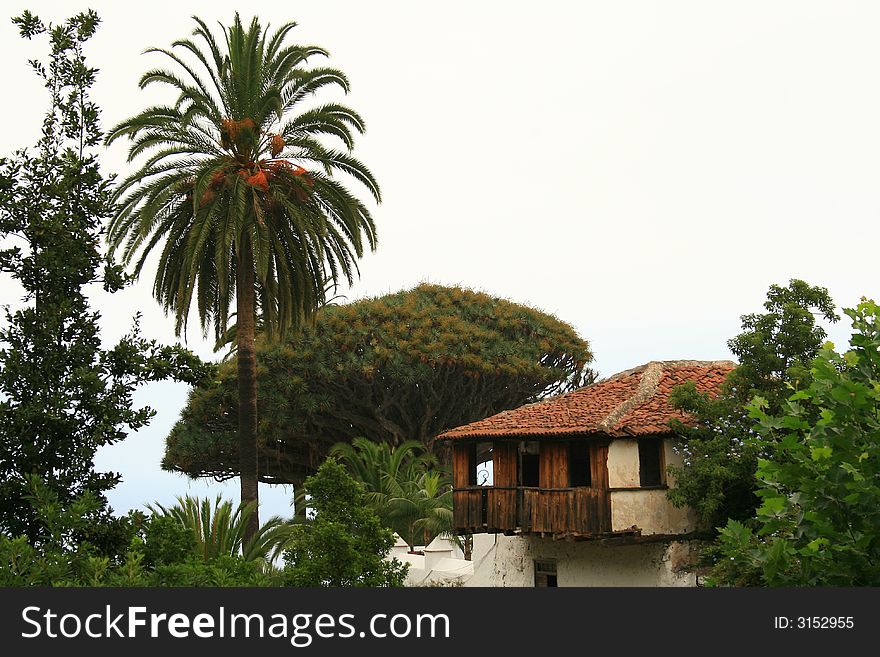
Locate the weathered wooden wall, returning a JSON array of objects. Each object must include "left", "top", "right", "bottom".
[
  {"left": 452, "top": 443, "right": 473, "bottom": 488},
  {"left": 590, "top": 443, "right": 611, "bottom": 531},
  {"left": 539, "top": 442, "right": 569, "bottom": 488},
  {"left": 520, "top": 487, "right": 611, "bottom": 535},
  {"left": 487, "top": 442, "right": 517, "bottom": 529},
  {"left": 452, "top": 439, "right": 612, "bottom": 537},
  {"left": 493, "top": 442, "right": 517, "bottom": 487},
  {"left": 590, "top": 443, "right": 609, "bottom": 488},
  {"left": 453, "top": 443, "right": 475, "bottom": 530}
]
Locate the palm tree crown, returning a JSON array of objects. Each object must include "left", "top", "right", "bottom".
[{"left": 106, "top": 13, "right": 379, "bottom": 340}]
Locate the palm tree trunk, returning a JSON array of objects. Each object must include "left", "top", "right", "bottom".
[
  {"left": 236, "top": 249, "right": 259, "bottom": 544},
  {"left": 463, "top": 533, "right": 473, "bottom": 561}
]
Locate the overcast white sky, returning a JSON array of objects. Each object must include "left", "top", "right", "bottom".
[{"left": 2, "top": 1, "right": 878, "bottom": 519}]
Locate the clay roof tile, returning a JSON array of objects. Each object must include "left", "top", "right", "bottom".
[{"left": 437, "top": 359, "right": 735, "bottom": 441}]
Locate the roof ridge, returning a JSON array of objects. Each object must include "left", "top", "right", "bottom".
[
  {"left": 598, "top": 361, "right": 663, "bottom": 432},
  {"left": 600, "top": 359, "right": 737, "bottom": 384}
]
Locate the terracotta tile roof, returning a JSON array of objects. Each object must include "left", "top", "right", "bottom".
[{"left": 437, "top": 360, "right": 735, "bottom": 441}]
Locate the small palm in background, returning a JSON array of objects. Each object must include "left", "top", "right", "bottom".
[
  {"left": 330, "top": 439, "right": 454, "bottom": 551},
  {"left": 385, "top": 469, "right": 454, "bottom": 550}
]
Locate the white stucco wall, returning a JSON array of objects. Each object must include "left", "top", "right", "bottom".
[
  {"left": 390, "top": 534, "right": 497, "bottom": 587},
  {"left": 465, "top": 534, "right": 697, "bottom": 587},
  {"left": 609, "top": 436, "right": 686, "bottom": 488}
]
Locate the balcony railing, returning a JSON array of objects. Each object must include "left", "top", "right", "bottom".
[{"left": 453, "top": 486, "right": 611, "bottom": 537}]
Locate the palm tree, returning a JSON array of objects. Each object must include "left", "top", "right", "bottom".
[
  {"left": 106, "top": 14, "right": 379, "bottom": 541},
  {"left": 148, "top": 495, "right": 293, "bottom": 563},
  {"left": 331, "top": 439, "right": 454, "bottom": 550},
  {"left": 385, "top": 469, "right": 454, "bottom": 550},
  {"left": 330, "top": 438, "right": 435, "bottom": 503}
]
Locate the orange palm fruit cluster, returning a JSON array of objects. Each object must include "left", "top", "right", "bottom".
[
  {"left": 220, "top": 117, "right": 258, "bottom": 149},
  {"left": 265, "top": 160, "right": 313, "bottom": 184},
  {"left": 246, "top": 170, "right": 269, "bottom": 191},
  {"left": 210, "top": 170, "right": 226, "bottom": 188},
  {"left": 270, "top": 133, "right": 285, "bottom": 158}
]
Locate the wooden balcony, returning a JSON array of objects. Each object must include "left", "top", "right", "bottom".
[{"left": 453, "top": 486, "right": 611, "bottom": 538}]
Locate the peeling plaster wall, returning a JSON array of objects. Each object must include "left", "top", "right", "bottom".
[
  {"left": 665, "top": 437, "right": 684, "bottom": 486},
  {"left": 606, "top": 437, "right": 702, "bottom": 534},
  {"left": 609, "top": 436, "right": 685, "bottom": 488},
  {"left": 607, "top": 438, "right": 640, "bottom": 488},
  {"left": 465, "top": 535, "right": 697, "bottom": 587},
  {"left": 611, "top": 489, "right": 699, "bottom": 534}
]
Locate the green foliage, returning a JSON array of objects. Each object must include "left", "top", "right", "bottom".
[
  {"left": 150, "top": 555, "right": 276, "bottom": 587},
  {"left": 385, "top": 469, "right": 454, "bottom": 551},
  {"left": 665, "top": 384, "right": 761, "bottom": 527},
  {"left": 0, "top": 476, "right": 134, "bottom": 586},
  {"left": 164, "top": 284, "right": 594, "bottom": 484},
  {"left": 144, "top": 512, "right": 277, "bottom": 586},
  {"left": 726, "top": 279, "right": 839, "bottom": 406},
  {"left": 282, "top": 459, "right": 408, "bottom": 587},
  {"left": 0, "top": 11, "right": 212, "bottom": 546},
  {"left": 0, "top": 477, "right": 280, "bottom": 586},
  {"left": 332, "top": 438, "right": 452, "bottom": 550},
  {"left": 667, "top": 280, "right": 838, "bottom": 527},
  {"left": 711, "top": 300, "right": 880, "bottom": 586},
  {"left": 148, "top": 495, "right": 293, "bottom": 562},
  {"left": 331, "top": 438, "right": 436, "bottom": 502},
  {"left": 141, "top": 515, "right": 197, "bottom": 567}
]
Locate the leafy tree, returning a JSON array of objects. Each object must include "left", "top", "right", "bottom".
[
  {"left": 282, "top": 459, "right": 408, "bottom": 586},
  {"left": 148, "top": 554, "right": 276, "bottom": 587},
  {"left": 711, "top": 300, "right": 880, "bottom": 586},
  {"left": 0, "top": 10, "right": 210, "bottom": 548},
  {"left": 105, "top": 14, "right": 378, "bottom": 540},
  {"left": 0, "top": 476, "right": 145, "bottom": 586},
  {"left": 332, "top": 438, "right": 453, "bottom": 550},
  {"left": 165, "top": 284, "right": 594, "bottom": 486},
  {"left": 667, "top": 280, "right": 838, "bottom": 528}
]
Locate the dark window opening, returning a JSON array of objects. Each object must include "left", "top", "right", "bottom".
[
  {"left": 568, "top": 442, "right": 592, "bottom": 487},
  {"left": 521, "top": 454, "right": 540, "bottom": 487},
  {"left": 466, "top": 443, "right": 477, "bottom": 486},
  {"left": 521, "top": 441, "right": 540, "bottom": 487},
  {"left": 638, "top": 438, "right": 664, "bottom": 487},
  {"left": 534, "top": 560, "right": 558, "bottom": 587}
]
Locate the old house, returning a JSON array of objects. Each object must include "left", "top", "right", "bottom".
[{"left": 436, "top": 360, "right": 735, "bottom": 587}]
